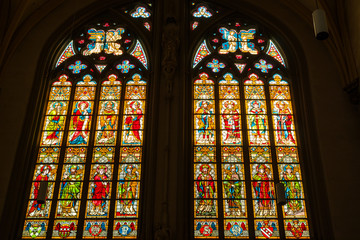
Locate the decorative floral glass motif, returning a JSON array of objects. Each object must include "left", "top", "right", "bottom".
[
  {"left": 23, "top": 8, "right": 150, "bottom": 238},
  {"left": 207, "top": 58, "right": 225, "bottom": 72},
  {"left": 192, "top": 16, "right": 309, "bottom": 239},
  {"left": 116, "top": 60, "right": 135, "bottom": 73},
  {"left": 255, "top": 59, "right": 273, "bottom": 73},
  {"left": 68, "top": 60, "right": 87, "bottom": 74}
]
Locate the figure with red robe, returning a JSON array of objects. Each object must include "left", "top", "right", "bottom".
[
  {"left": 124, "top": 101, "right": 142, "bottom": 144},
  {"left": 196, "top": 164, "right": 216, "bottom": 216},
  {"left": 90, "top": 165, "right": 110, "bottom": 216},
  {"left": 28, "top": 165, "right": 51, "bottom": 217},
  {"left": 252, "top": 164, "right": 275, "bottom": 216},
  {"left": 222, "top": 101, "right": 241, "bottom": 144}
]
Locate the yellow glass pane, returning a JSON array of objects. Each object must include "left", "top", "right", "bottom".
[
  {"left": 245, "top": 100, "right": 267, "bottom": 114},
  {"left": 115, "top": 199, "right": 139, "bottom": 218},
  {"left": 271, "top": 100, "right": 293, "bottom": 114},
  {"left": 269, "top": 85, "right": 291, "bottom": 100},
  {"left": 125, "top": 85, "right": 146, "bottom": 100},
  {"left": 194, "top": 146, "right": 216, "bottom": 163},
  {"left": 221, "top": 146, "right": 243, "bottom": 163},
  {"left": 98, "top": 100, "right": 120, "bottom": 114},
  {"left": 219, "top": 85, "right": 240, "bottom": 99},
  {"left": 223, "top": 199, "right": 247, "bottom": 218},
  {"left": 194, "top": 85, "right": 215, "bottom": 99},
  {"left": 220, "top": 100, "right": 241, "bottom": 114},
  {"left": 89, "top": 164, "right": 113, "bottom": 181},
  {"left": 194, "top": 163, "right": 217, "bottom": 180},
  {"left": 194, "top": 130, "right": 216, "bottom": 145},
  {"left": 194, "top": 199, "right": 218, "bottom": 218}
]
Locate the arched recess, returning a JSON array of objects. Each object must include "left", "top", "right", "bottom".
[
  {"left": 187, "top": 1, "right": 332, "bottom": 239},
  {"left": 1, "top": 1, "right": 157, "bottom": 239}
]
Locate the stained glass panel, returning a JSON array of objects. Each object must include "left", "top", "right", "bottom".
[
  {"left": 284, "top": 219, "right": 310, "bottom": 239},
  {"left": 191, "top": 14, "right": 310, "bottom": 239},
  {"left": 113, "top": 220, "right": 138, "bottom": 238},
  {"left": 254, "top": 219, "right": 280, "bottom": 239},
  {"left": 224, "top": 219, "right": 249, "bottom": 238},
  {"left": 194, "top": 219, "right": 219, "bottom": 238},
  {"left": 52, "top": 220, "right": 78, "bottom": 239},
  {"left": 195, "top": 146, "right": 216, "bottom": 163},
  {"left": 24, "top": 9, "right": 150, "bottom": 238},
  {"left": 83, "top": 220, "right": 108, "bottom": 238},
  {"left": 23, "top": 220, "right": 48, "bottom": 239}
]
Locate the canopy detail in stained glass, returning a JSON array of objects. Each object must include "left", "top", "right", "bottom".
[
  {"left": 193, "top": 40, "right": 211, "bottom": 68},
  {"left": 56, "top": 41, "right": 76, "bottom": 67},
  {"left": 193, "top": 6, "right": 212, "bottom": 18},
  {"left": 131, "top": 7, "right": 151, "bottom": 18},
  {"left": 130, "top": 40, "right": 148, "bottom": 69},
  {"left": 95, "top": 64, "right": 107, "bottom": 73},
  {"left": 235, "top": 63, "right": 246, "bottom": 73},
  {"left": 266, "top": 40, "right": 286, "bottom": 67}
]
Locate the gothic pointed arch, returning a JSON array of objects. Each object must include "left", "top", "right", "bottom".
[
  {"left": 21, "top": 2, "right": 153, "bottom": 239},
  {"left": 190, "top": 3, "right": 311, "bottom": 239}
]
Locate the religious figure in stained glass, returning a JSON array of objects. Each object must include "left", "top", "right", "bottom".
[
  {"left": 118, "top": 165, "right": 139, "bottom": 216},
  {"left": 223, "top": 164, "right": 244, "bottom": 216},
  {"left": 281, "top": 165, "right": 303, "bottom": 216},
  {"left": 83, "top": 28, "right": 125, "bottom": 56},
  {"left": 273, "top": 101, "right": 296, "bottom": 145},
  {"left": 252, "top": 164, "right": 275, "bottom": 216},
  {"left": 123, "top": 101, "right": 143, "bottom": 144},
  {"left": 28, "top": 166, "right": 52, "bottom": 217},
  {"left": 97, "top": 101, "right": 117, "bottom": 144},
  {"left": 59, "top": 165, "right": 82, "bottom": 217},
  {"left": 89, "top": 165, "right": 110, "bottom": 216},
  {"left": 248, "top": 100, "right": 268, "bottom": 145},
  {"left": 69, "top": 101, "right": 92, "bottom": 145},
  {"left": 195, "top": 101, "right": 215, "bottom": 144},
  {"left": 222, "top": 101, "right": 241, "bottom": 144},
  {"left": 196, "top": 164, "right": 216, "bottom": 216},
  {"left": 219, "top": 28, "right": 258, "bottom": 55},
  {"left": 43, "top": 102, "right": 66, "bottom": 145}
]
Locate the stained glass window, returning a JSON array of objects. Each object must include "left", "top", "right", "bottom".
[
  {"left": 192, "top": 16, "right": 310, "bottom": 239},
  {"left": 22, "top": 6, "right": 151, "bottom": 239}
]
